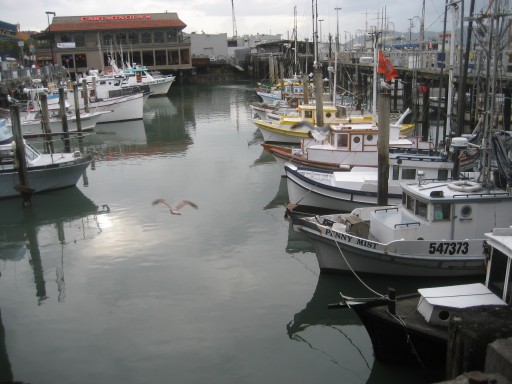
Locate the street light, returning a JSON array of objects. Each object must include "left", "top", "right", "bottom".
[
  {"left": 318, "top": 19, "right": 324, "bottom": 43},
  {"left": 45, "top": 11, "right": 56, "bottom": 64},
  {"left": 335, "top": 7, "right": 341, "bottom": 52},
  {"left": 408, "top": 16, "right": 420, "bottom": 45}
]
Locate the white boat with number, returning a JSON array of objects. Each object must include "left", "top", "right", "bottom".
[{"left": 292, "top": 178, "right": 512, "bottom": 276}]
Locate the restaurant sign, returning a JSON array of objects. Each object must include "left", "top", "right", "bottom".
[{"left": 80, "top": 15, "right": 152, "bottom": 22}]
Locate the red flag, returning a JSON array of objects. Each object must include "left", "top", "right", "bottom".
[{"left": 378, "top": 50, "right": 399, "bottom": 81}]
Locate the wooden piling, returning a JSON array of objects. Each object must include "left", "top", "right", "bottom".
[
  {"left": 39, "top": 94, "right": 54, "bottom": 154},
  {"left": 81, "top": 79, "right": 89, "bottom": 113},
  {"left": 9, "top": 105, "right": 33, "bottom": 206},
  {"left": 377, "top": 87, "right": 390, "bottom": 206},
  {"left": 72, "top": 83, "right": 82, "bottom": 133},
  {"left": 314, "top": 66, "right": 324, "bottom": 127},
  {"left": 72, "top": 83, "right": 84, "bottom": 153},
  {"left": 446, "top": 306, "right": 512, "bottom": 380},
  {"left": 58, "top": 87, "right": 71, "bottom": 153}
]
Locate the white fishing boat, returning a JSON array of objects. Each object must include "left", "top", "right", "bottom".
[
  {"left": 262, "top": 118, "right": 432, "bottom": 176},
  {"left": 255, "top": 79, "right": 306, "bottom": 105},
  {"left": 0, "top": 118, "right": 92, "bottom": 199},
  {"left": 68, "top": 90, "right": 145, "bottom": 124},
  {"left": 284, "top": 150, "right": 457, "bottom": 212},
  {"left": 292, "top": 176, "right": 512, "bottom": 276},
  {"left": 7, "top": 109, "right": 110, "bottom": 136},
  {"left": 110, "top": 61, "right": 175, "bottom": 96}
]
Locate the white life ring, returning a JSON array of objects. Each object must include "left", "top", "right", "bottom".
[{"left": 448, "top": 180, "right": 482, "bottom": 193}]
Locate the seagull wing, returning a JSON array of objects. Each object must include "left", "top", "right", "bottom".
[
  {"left": 308, "top": 125, "right": 330, "bottom": 141},
  {"left": 175, "top": 200, "right": 198, "bottom": 210},
  {"left": 290, "top": 120, "right": 314, "bottom": 130},
  {"left": 152, "top": 198, "right": 173, "bottom": 209}
]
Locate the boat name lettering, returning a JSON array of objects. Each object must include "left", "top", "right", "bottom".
[
  {"left": 325, "top": 228, "right": 354, "bottom": 242},
  {"left": 428, "top": 242, "right": 469, "bottom": 255},
  {"left": 356, "top": 238, "right": 378, "bottom": 249},
  {"left": 324, "top": 229, "right": 377, "bottom": 249},
  {"left": 80, "top": 15, "right": 152, "bottom": 22}
]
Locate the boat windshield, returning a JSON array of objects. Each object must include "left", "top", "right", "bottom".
[
  {"left": 487, "top": 247, "right": 512, "bottom": 304},
  {"left": 24, "top": 143, "right": 41, "bottom": 161}
]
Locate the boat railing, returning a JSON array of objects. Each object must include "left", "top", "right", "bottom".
[
  {"left": 452, "top": 191, "right": 511, "bottom": 199},
  {"left": 373, "top": 207, "right": 399, "bottom": 214},
  {"left": 394, "top": 222, "right": 421, "bottom": 229}
]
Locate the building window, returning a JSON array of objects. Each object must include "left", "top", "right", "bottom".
[
  {"left": 168, "top": 50, "right": 179, "bottom": 64},
  {"left": 141, "top": 31, "right": 152, "bottom": 44},
  {"left": 167, "top": 30, "right": 177, "bottom": 41},
  {"left": 74, "top": 33, "right": 85, "bottom": 47},
  {"left": 142, "top": 51, "right": 154, "bottom": 66},
  {"left": 180, "top": 49, "right": 189, "bottom": 64},
  {"left": 103, "top": 33, "right": 113, "bottom": 46},
  {"left": 155, "top": 50, "right": 166, "bottom": 65},
  {"left": 61, "top": 54, "right": 74, "bottom": 68},
  {"left": 116, "top": 32, "right": 127, "bottom": 45},
  {"left": 60, "top": 33, "right": 73, "bottom": 43},
  {"left": 154, "top": 31, "right": 165, "bottom": 43},
  {"left": 128, "top": 32, "right": 139, "bottom": 45},
  {"left": 132, "top": 51, "right": 141, "bottom": 66},
  {"left": 75, "top": 53, "right": 87, "bottom": 68}
]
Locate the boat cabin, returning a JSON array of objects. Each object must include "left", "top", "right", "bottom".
[
  {"left": 414, "top": 227, "right": 512, "bottom": 327},
  {"left": 485, "top": 227, "right": 512, "bottom": 305},
  {"left": 368, "top": 180, "right": 512, "bottom": 243}
]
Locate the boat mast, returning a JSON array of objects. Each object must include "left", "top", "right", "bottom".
[
  {"left": 313, "top": 0, "right": 324, "bottom": 126},
  {"left": 372, "top": 26, "right": 378, "bottom": 122},
  {"left": 294, "top": 5, "right": 298, "bottom": 77},
  {"left": 445, "top": 2, "right": 458, "bottom": 136}
]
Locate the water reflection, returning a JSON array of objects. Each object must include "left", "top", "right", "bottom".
[
  {"left": 251, "top": 147, "right": 276, "bottom": 168},
  {"left": 286, "top": 221, "right": 315, "bottom": 254},
  {"left": 0, "top": 188, "right": 109, "bottom": 304},
  {"left": 144, "top": 93, "right": 195, "bottom": 143},
  {"left": 0, "top": 308, "right": 14, "bottom": 383},
  {"left": 263, "top": 177, "right": 288, "bottom": 210},
  {"left": 287, "top": 272, "right": 476, "bottom": 383},
  {"left": 95, "top": 120, "right": 148, "bottom": 146}
]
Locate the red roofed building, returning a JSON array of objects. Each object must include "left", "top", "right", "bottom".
[{"left": 35, "top": 12, "right": 192, "bottom": 77}]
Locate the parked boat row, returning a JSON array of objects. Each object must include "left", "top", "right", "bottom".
[
  {"left": 251, "top": 37, "right": 512, "bottom": 379},
  {"left": 0, "top": 63, "right": 176, "bottom": 199}
]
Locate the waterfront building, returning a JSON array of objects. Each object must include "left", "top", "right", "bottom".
[{"left": 34, "top": 12, "right": 192, "bottom": 78}]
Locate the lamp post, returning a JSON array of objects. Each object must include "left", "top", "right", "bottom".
[
  {"left": 45, "top": 11, "right": 56, "bottom": 64},
  {"left": 408, "top": 16, "right": 420, "bottom": 46},
  {"left": 335, "top": 7, "right": 341, "bottom": 53}
]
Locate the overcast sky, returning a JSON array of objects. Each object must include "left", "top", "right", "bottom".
[{"left": 4, "top": 0, "right": 487, "bottom": 41}]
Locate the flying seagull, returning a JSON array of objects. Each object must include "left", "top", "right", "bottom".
[{"left": 152, "top": 199, "right": 198, "bottom": 215}]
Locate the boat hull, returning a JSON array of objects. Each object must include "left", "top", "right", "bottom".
[
  {"left": 296, "top": 221, "right": 486, "bottom": 276},
  {"left": 285, "top": 164, "right": 401, "bottom": 212},
  {"left": 93, "top": 93, "right": 144, "bottom": 123},
  {"left": 0, "top": 155, "right": 92, "bottom": 199},
  {"left": 17, "top": 112, "right": 107, "bottom": 136},
  {"left": 253, "top": 120, "right": 310, "bottom": 144},
  {"left": 350, "top": 295, "right": 448, "bottom": 380}
]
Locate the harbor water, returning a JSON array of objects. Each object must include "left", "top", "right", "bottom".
[{"left": 1, "top": 82, "right": 472, "bottom": 383}]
